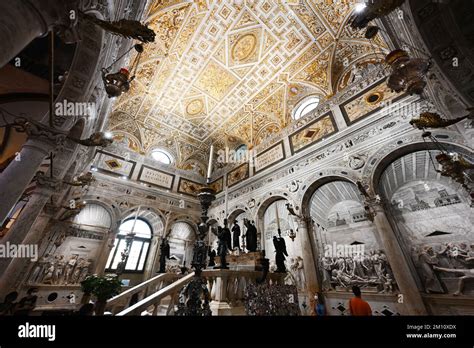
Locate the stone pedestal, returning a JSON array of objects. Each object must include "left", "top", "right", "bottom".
[
  {"left": 372, "top": 204, "right": 427, "bottom": 315},
  {"left": 215, "top": 251, "right": 263, "bottom": 270}
]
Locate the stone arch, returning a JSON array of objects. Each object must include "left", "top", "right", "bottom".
[
  {"left": 167, "top": 215, "right": 198, "bottom": 239},
  {"left": 300, "top": 174, "right": 359, "bottom": 218},
  {"left": 256, "top": 190, "right": 298, "bottom": 222},
  {"left": 119, "top": 206, "right": 167, "bottom": 237},
  {"left": 256, "top": 192, "right": 297, "bottom": 249},
  {"left": 77, "top": 198, "right": 119, "bottom": 231},
  {"left": 73, "top": 201, "right": 112, "bottom": 228},
  {"left": 299, "top": 167, "right": 360, "bottom": 214},
  {"left": 227, "top": 208, "right": 246, "bottom": 226},
  {"left": 369, "top": 140, "right": 473, "bottom": 195}
]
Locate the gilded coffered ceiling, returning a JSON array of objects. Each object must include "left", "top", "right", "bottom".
[{"left": 108, "top": 0, "right": 387, "bottom": 172}]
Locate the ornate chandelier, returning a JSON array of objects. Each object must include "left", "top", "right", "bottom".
[
  {"left": 385, "top": 49, "right": 431, "bottom": 95},
  {"left": 410, "top": 109, "right": 474, "bottom": 130},
  {"left": 101, "top": 44, "right": 144, "bottom": 98},
  {"left": 422, "top": 132, "right": 474, "bottom": 192}
]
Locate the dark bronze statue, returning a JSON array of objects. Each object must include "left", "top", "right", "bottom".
[
  {"left": 208, "top": 248, "right": 216, "bottom": 267},
  {"left": 243, "top": 219, "right": 258, "bottom": 252},
  {"left": 215, "top": 225, "right": 231, "bottom": 269},
  {"left": 273, "top": 230, "right": 288, "bottom": 273},
  {"left": 158, "top": 239, "right": 170, "bottom": 273},
  {"left": 232, "top": 220, "right": 241, "bottom": 251}
]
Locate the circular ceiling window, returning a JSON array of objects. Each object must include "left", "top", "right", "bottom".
[
  {"left": 292, "top": 96, "right": 320, "bottom": 120},
  {"left": 151, "top": 149, "right": 173, "bottom": 165}
]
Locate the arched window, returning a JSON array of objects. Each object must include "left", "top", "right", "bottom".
[
  {"left": 168, "top": 222, "right": 195, "bottom": 265},
  {"left": 150, "top": 149, "right": 173, "bottom": 165},
  {"left": 235, "top": 144, "right": 248, "bottom": 162},
  {"left": 292, "top": 96, "right": 320, "bottom": 120},
  {"left": 106, "top": 218, "right": 152, "bottom": 273}
]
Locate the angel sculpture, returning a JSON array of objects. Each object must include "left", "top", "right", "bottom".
[{"left": 273, "top": 231, "right": 288, "bottom": 273}]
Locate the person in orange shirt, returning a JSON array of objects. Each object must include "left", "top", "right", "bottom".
[{"left": 349, "top": 286, "right": 372, "bottom": 316}]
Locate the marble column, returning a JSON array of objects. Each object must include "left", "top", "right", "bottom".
[
  {"left": 0, "top": 128, "right": 65, "bottom": 225},
  {"left": 144, "top": 235, "right": 161, "bottom": 280},
  {"left": 94, "top": 232, "right": 115, "bottom": 276},
  {"left": 0, "top": 172, "right": 62, "bottom": 297},
  {"left": 296, "top": 216, "right": 320, "bottom": 314},
  {"left": 0, "top": 0, "right": 79, "bottom": 68},
  {"left": 372, "top": 203, "right": 428, "bottom": 315}
]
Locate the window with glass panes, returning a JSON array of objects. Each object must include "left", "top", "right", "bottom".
[{"left": 105, "top": 218, "right": 152, "bottom": 273}]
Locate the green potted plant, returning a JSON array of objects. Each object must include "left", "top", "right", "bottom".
[
  {"left": 80, "top": 275, "right": 98, "bottom": 305},
  {"left": 80, "top": 274, "right": 122, "bottom": 315}
]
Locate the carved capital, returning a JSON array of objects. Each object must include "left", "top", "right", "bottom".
[
  {"left": 26, "top": 123, "right": 66, "bottom": 149},
  {"left": 34, "top": 171, "right": 63, "bottom": 193},
  {"left": 295, "top": 214, "right": 312, "bottom": 228}
]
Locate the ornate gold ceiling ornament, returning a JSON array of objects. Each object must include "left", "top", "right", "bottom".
[
  {"left": 186, "top": 98, "right": 205, "bottom": 117},
  {"left": 109, "top": 0, "right": 389, "bottom": 168},
  {"left": 231, "top": 33, "right": 258, "bottom": 62}
]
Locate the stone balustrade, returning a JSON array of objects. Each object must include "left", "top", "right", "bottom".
[
  {"left": 106, "top": 273, "right": 182, "bottom": 315},
  {"left": 115, "top": 270, "right": 285, "bottom": 316}
]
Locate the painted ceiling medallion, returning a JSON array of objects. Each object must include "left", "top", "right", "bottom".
[
  {"left": 232, "top": 33, "right": 257, "bottom": 62},
  {"left": 186, "top": 99, "right": 205, "bottom": 117}
]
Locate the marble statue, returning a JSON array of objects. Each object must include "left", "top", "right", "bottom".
[
  {"left": 321, "top": 256, "right": 334, "bottom": 290},
  {"left": 42, "top": 263, "right": 55, "bottom": 284},
  {"left": 28, "top": 251, "right": 93, "bottom": 286},
  {"left": 320, "top": 249, "right": 396, "bottom": 293},
  {"left": 64, "top": 255, "right": 79, "bottom": 285},
  {"left": 52, "top": 255, "right": 66, "bottom": 285},
  {"left": 289, "top": 256, "right": 305, "bottom": 290},
  {"left": 71, "top": 258, "right": 86, "bottom": 284},
  {"left": 413, "top": 242, "right": 474, "bottom": 295},
  {"left": 29, "top": 254, "right": 50, "bottom": 284},
  {"left": 418, "top": 246, "right": 445, "bottom": 294},
  {"left": 433, "top": 266, "right": 474, "bottom": 296},
  {"left": 382, "top": 273, "right": 395, "bottom": 293},
  {"left": 78, "top": 259, "right": 92, "bottom": 283}
]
